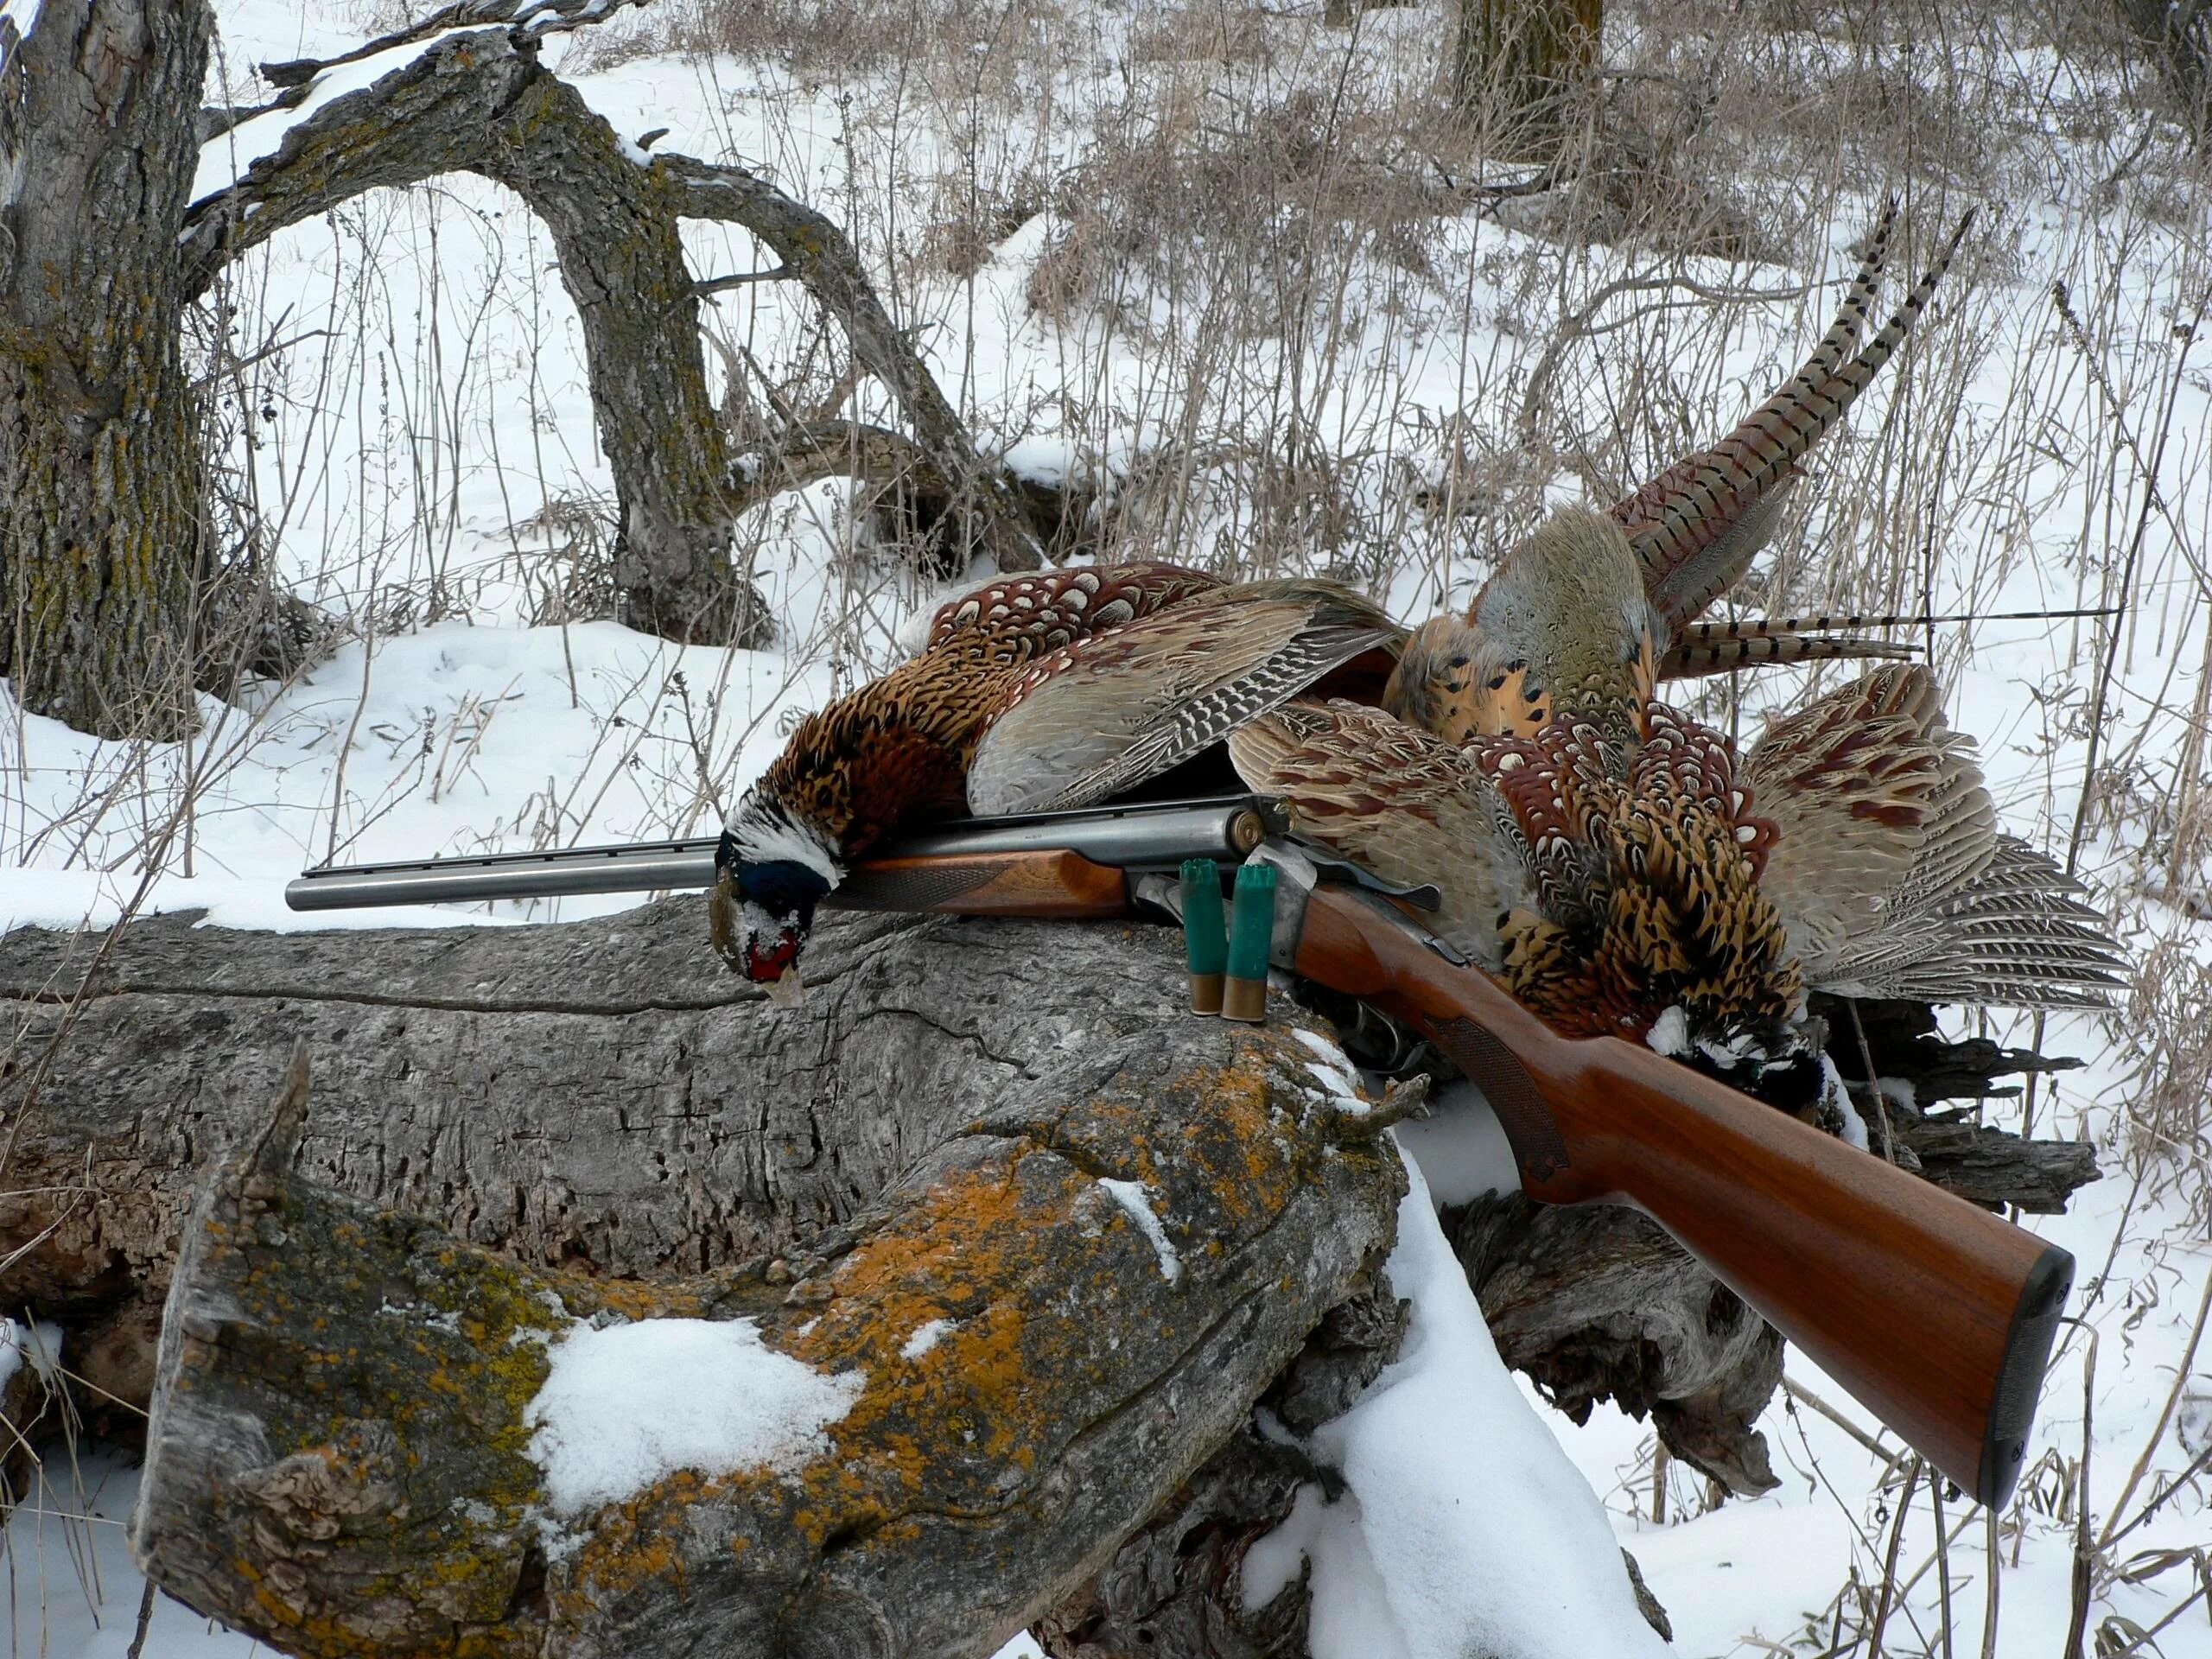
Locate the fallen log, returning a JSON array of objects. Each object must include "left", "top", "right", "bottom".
[
  {"left": 130, "top": 1007, "right": 1401, "bottom": 1656},
  {"left": 0, "top": 899, "right": 2099, "bottom": 1656}
]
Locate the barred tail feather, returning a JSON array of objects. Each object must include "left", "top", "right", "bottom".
[
  {"left": 1616, "top": 208, "right": 1973, "bottom": 634},
  {"left": 1660, "top": 632, "right": 1919, "bottom": 679},
  {"left": 1828, "top": 839, "right": 2129, "bottom": 1009}
]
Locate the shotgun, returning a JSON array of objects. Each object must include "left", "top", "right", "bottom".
[{"left": 287, "top": 795, "right": 2070, "bottom": 1509}]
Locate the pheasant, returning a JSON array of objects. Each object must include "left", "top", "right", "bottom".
[
  {"left": 714, "top": 205, "right": 1965, "bottom": 988},
  {"left": 1231, "top": 666, "right": 2125, "bottom": 1110},
  {"left": 709, "top": 564, "right": 1399, "bottom": 982},
  {"left": 1391, "top": 202, "right": 1964, "bottom": 744}
]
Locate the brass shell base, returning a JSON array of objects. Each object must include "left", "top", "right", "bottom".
[
  {"left": 1188, "top": 972, "right": 1224, "bottom": 1015},
  {"left": 1220, "top": 976, "right": 1268, "bottom": 1023}
]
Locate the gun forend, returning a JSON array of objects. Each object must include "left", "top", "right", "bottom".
[
  {"left": 1255, "top": 846, "right": 2070, "bottom": 1512},
  {"left": 285, "top": 795, "right": 1284, "bottom": 912}
]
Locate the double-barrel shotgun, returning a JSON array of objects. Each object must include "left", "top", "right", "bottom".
[{"left": 288, "top": 793, "right": 2072, "bottom": 1510}]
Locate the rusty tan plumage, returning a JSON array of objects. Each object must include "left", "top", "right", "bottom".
[
  {"left": 1383, "top": 509, "right": 1660, "bottom": 747},
  {"left": 1234, "top": 696, "right": 1799, "bottom": 1053},
  {"left": 1238, "top": 663, "right": 2123, "bottom": 1052}
]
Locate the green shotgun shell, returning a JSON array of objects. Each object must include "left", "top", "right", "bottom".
[
  {"left": 1222, "top": 861, "right": 1278, "bottom": 1023},
  {"left": 1180, "top": 858, "right": 1228, "bottom": 1014}
]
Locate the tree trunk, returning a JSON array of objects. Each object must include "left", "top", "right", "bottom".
[
  {"left": 1450, "top": 0, "right": 1604, "bottom": 148},
  {"left": 183, "top": 29, "right": 1044, "bottom": 603},
  {"left": 0, "top": 0, "right": 213, "bottom": 739}
]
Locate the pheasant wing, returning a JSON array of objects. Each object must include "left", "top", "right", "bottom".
[
  {"left": 1744, "top": 664, "right": 1980, "bottom": 976},
  {"left": 1745, "top": 664, "right": 2125, "bottom": 1006},
  {"left": 922, "top": 563, "right": 1222, "bottom": 660},
  {"left": 964, "top": 582, "right": 1402, "bottom": 816},
  {"left": 1227, "top": 700, "right": 1527, "bottom": 964}
]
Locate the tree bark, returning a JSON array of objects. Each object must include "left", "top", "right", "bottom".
[
  {"left": 0, "top": 0, "right": 213, "bottom": 739},
  {"left": 2113, "top": 0, "right": 2212, "bottom": 139},
  {"left": 1450, "top": 0, "right": 1604, "bottom": 148},
  {"left": 727, "top": 419, "right": 1093, "bottom": 558}
]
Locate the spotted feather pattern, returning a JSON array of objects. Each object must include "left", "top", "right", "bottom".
[
  {"left": 1615, "top": 207, "right": 1970, "bottom": 635},
  {"left": 1456, "top": 701, "right": 1798, "bottom": 1039},
  {"left": 1226, "top": 699, "right": 1525, "bottom": 963},
  {"left": 1626, "top": 702, "right": 1779, "bottom": 880},
  {"left": 924, "top": 563, "right": 1221, "bottom": 660}
]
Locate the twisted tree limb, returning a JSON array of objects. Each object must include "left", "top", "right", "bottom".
[{"left": 181, "top": 26, "right": 1042, "bottom": 603}]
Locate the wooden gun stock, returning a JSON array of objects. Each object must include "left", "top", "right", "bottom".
[
  {"left": 831, "top": 849, "right": 1129, "bottom": 918},
  {"left": 1291, "top": 883, "right": 2070, "bottom": 1510},
  {"left": 785, "top": 842, "right": 2069, "bottom": 1506}
]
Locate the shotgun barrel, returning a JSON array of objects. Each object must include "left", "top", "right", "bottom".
[{"left": 283, "top": 795, "right": 1284, "bottom": 912}]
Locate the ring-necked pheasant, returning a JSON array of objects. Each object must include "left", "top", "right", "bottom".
[
  {"left": 710, "top": 565, "right": 1400, "bottom": 982},
  {"left": 1231, "top": 664, "right": 2124, "bottom": 1110},
  {"left": 1258, "top": 486, "right": 2121, "bottom": 1101},
  {"left": 1391, "top": 203, "right": 1967, "bottom": 743},
  {"left": 713, "top": 207, "right": 1961, "bottom": 988}
]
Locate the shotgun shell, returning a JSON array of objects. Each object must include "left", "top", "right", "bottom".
[
  {"left": 1179, "top": 858, "right": 1228, "bottom": 1014},
  {"left": 1221, "top": 861, "right": 1278, "bottom": 1023}
]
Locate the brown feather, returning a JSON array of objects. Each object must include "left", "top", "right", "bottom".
[{"left": 1744, "top": 664, "right": 2125, "bottom": 1006}]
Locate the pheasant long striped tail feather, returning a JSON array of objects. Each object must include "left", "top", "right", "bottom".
[
  {"left": 1615, "top": 207, "right": 1974, "bottom": 635},
  {"left": 1661, "top": 613, "right": 1923, "bottom": 678}
]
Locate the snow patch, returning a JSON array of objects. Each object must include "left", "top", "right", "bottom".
[
  {"left": 1097, "top": 1177, "right": 1182, "bottom": 1284},
  {"left": 0, "top": 1319, "right": 60, "bottom": 1395},
  {"left": 1393, "top": 1080, "right": 1521, "bottom": 1205},
  {"left": 525, "top": 1316, "right": 863, "bottom": 1513},
  {"left": 1293, "top": 1027, "right": 1370, "bottom": 1116},
  {"left": 1244, "top": 1152, "right": 1669, "bottom": 1658},
  {"left": 900, "top": 1318, "right": 955, "bottom": 1360}
]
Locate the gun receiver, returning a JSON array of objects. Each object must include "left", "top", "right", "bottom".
[{"left": 284, "top": 797, "right": 2069, "bottom": 1507}]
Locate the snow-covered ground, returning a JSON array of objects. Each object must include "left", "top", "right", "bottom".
[{"left": 5, "top": 0, "right": 2209, "bottom": 1654}]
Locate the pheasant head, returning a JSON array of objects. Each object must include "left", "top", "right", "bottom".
[
  {"left": 709, "top": 789, "right": 846, "bottom": 988},
  {"left": 1386, "top": 509, "right": 1661, "bottom": 746}
]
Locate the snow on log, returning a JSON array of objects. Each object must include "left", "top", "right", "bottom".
[{"left": 129, "top": 1006, "right": 1402, "bottom": 1656}]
